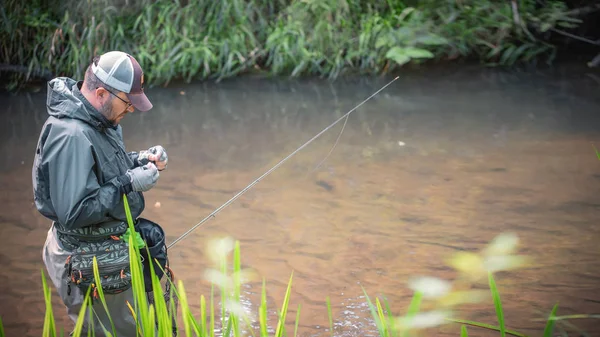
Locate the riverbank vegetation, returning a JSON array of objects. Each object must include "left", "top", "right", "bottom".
[
  {"left": 0, "top": 195, "right": 591, "bottom": 337},
  {"left": 2, "top": 0, "right": 597, "bottom": 90}
]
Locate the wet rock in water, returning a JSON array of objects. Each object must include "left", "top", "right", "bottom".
[
  {"left": 400, "top": 217, "right": 426, "bottom": 224},
  {"left": 315, "top": 180, "right": 334, "bottom": 191}
]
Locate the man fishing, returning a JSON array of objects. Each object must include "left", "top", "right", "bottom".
[{"left": 32, "top": 50, "right": 169, "bottom": 336}]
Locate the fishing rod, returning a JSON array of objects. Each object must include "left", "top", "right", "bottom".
[{"left": 167, "top": 76, "right": 400, "bottom": 250}]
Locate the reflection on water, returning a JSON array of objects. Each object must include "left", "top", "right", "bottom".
[{"left": 1, "top": 64, "right": 600, "bottom": 337}]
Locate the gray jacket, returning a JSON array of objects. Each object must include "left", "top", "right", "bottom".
[{"left": 32, "top": 77, "right": 145, "bottom": 239}]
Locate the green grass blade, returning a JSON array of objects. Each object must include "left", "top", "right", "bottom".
[
  {"left": 0, "top": 315, "right": 4, "bottom": 337},
  {"left": 211, "top": 284, "right": 215, "bottom": 337},
  {"left": 375, "top": 298, "right": 389, "bottom": 337},
  {"left": 220, "top": 250, "right": 227, "bottom": 332},
  {"left": 326, "top": 296, "right": 334, "bottom": 337},
  {"left": 223, "top": 314, "right": 233, "bottom": 337},
  {"left": 405, "top": 291, "right": 423, "bottom": 316},
  {"left": 189, "top": 316, "right": 203, "bottom": 337},
  {"left": 123, "top": 195, "right": 151, "bottom": 336},
  {"left": 593, "top": 144, "right": 600, "bottom": 160},
  {"left": 241, "top": 309, "right": 258, "bottom": 337},
  {"left": 274, "top": 271, "right": 294, "bottom": 337},
  {"left": 461, "top": 325, "right": 469, "bottom": 337},
  {"left": 546, "top": 314, "right": 600, "bottom": 320},
  {"left": 178, "top": 280, "right": 193, "bottom": 337},
  {"left": 445, "top": 319, "right": 528, "bottom": 337},
  {"left": 383, "top": 298, "right": 396, "bottom": 337},
  {"left": 201, "top": 294, "right": 207, "bottom": 336},
  {"left": 233, "top": 241, "right": 242, "bottom": 337},
  {"left": 294, "top": 304, "right": 301, "bottom": 337},
  {"left": 91, "top": 257, "right": 117, "bottom": 336},
  {"left": 87, "top": 299, "right": 94, "bottom": 337},
  {"left": 41, "top": 269, "right": 57, "bottom": 337},
  {"left": 400, "top": 291, "right": 422, "bottom": 337},
  {"left": 122, "top": 194, "right": 135, "bottom": 231},
  {"left": 89, "top": 309, "right": 112, "bottom": 337},
  {"left": 150, "top": 262, "right": 172, "bottom": 337},
  {"left": 259, "top": 279, "right": 268, "bottom": 337},
  {"left": 71, "top": 287, "right": 93, "bottom": 337},
  {"left": 489, "top": 272, "right": 506, "bottom": 337},
  {"left": 147, "top": 304, "right": 156, "bottom": 337},
  {"left": 543, "top": 303, "right": 559, "bottom": 337},
  {"left": 361, "top": 287, "right": 386, "bottom": 337}
]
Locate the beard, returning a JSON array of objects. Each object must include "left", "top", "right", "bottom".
[{"left": 99, "top": 99, "right": 115, "bottom": 122}]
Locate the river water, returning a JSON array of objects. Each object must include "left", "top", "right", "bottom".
[{"left": 1, "top": 64, "right": 599, "bottom": 337}]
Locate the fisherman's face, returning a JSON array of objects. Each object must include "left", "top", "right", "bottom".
[{"left": 97, "top": 87, "right": 134, "bottom": 125}]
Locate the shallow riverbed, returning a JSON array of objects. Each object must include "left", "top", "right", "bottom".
[{"left": 1, "top": 64, "right": 599, "bottom": 337}]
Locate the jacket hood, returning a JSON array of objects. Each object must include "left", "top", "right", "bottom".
[{"left": 46, "top": 77, "right": 115, "bottom": 130}]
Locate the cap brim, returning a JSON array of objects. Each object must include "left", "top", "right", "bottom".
[{"left": 127, "top": 92, "right": 153, "bottom": 112}]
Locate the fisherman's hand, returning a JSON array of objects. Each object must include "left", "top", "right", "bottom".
[
  {"left": 137, "top": 145, "right": 168, "bottom": 171},
  {"left": 126, "top": 163, "right": 159, "bottom": 192},
  {"left": 148, "top": 145, "right": 168, "bottom": 171}
]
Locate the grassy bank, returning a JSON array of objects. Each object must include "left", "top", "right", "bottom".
[
  {"left": 1, "top": 0, "right": 590, "bottom": 90},
  {"left": 1, "top": 195, "right": 593, "bottom": 337}
]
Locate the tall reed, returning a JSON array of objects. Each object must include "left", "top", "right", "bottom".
[{"left": 0, "top": 0, "right": 585, "bottom": 89}]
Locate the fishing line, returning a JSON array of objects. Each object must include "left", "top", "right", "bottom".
[
  {"left": 167, "top": 76, "right": 399, "bottom": 249},
  {"left": 308, "top": 107, "right": 350, "bottom": 174}
]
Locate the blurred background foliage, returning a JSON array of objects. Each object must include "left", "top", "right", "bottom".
[{"left": 1, "top": 0, "right": 598, "bottom": 90}]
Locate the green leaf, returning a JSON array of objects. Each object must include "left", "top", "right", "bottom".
[
  {"left": 416, "top": 34, "right": 449, "bottom": 45},
  {"left": 376, "top": 36, "right": 390, "bottom": 49},
  {"left": 543, "top": 303, "right": 559, "bottom": 337},
  {"left": 294, "top": 304, "right": 301, "bottom": 337},
  {"left": 375, "top": 298, "right": 388, "bottom": 337},
  {"left": 119, "top": 227, "right": 145, "bottom": 249},
  {"left": 540, "top": 23, "right": 552, "bottom": 32},
  {"left": 445, "top": 319, "right": 528, "bottom": 337},
  {"left": 403, "top": 47, "right": 434, "bottom": 59},
  {"left": 489, "top": 272, "right": 506, "bottom": 337},
  {"left": 593, "top": 144, "right": 600, "bottom": 160},
  {"left": 398, "top": 7, "right": 415, "bottom": 21},
  {"left": 362, "top": 287, "right": 387, "bottom": 337},
  {"left": 326, "top": 297, "right": 334, "bottom": 337},
  {"left": 259, "top": 279, "right": 268, "bottom": 337},
  {"left": 385, "top": 47, "right": 411, "bottom": 65},
  {"left": 92, "top": 257, "right": 117, "bottom": 337},
  {"left": 41, "top": 270, "right": 57, "bottom": 337},
  {"left": 461, "top": 325, "right": 469, "bottom": 337},
  {"left": 401, "top": 291, "right": 422, "bottom": 337},
  {"left": 275, "top": 271, "right": 294, "bottom": 337}
]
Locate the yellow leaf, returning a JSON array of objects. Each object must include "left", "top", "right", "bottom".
[
  {"left": 408, "top": 276, "right": 452, "bottom": 299},
  {"left": 484, "top": 232, "right": 519, "bottom": 256},
  {"left": 393, "top": 310, "right": 452, "bottom": 330},
  {"left": 448, "top": 252, "right": 484, "bottom": 276},
  {"left": 437, "top": 290, "right": 489, "bottom": 307},
  {"left": 483, "top": 255, "right": 530, "bottom": 273}
]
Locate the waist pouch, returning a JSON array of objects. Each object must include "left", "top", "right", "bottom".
[
  {"left": 64, "top": 236, "right": 132, "bottom": 298},
  {"left": 58, "top": 221, "right": 132, "bottom": 298},
  {"left": 59, "top": 218, "right": 171, "bottom": 298}
]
